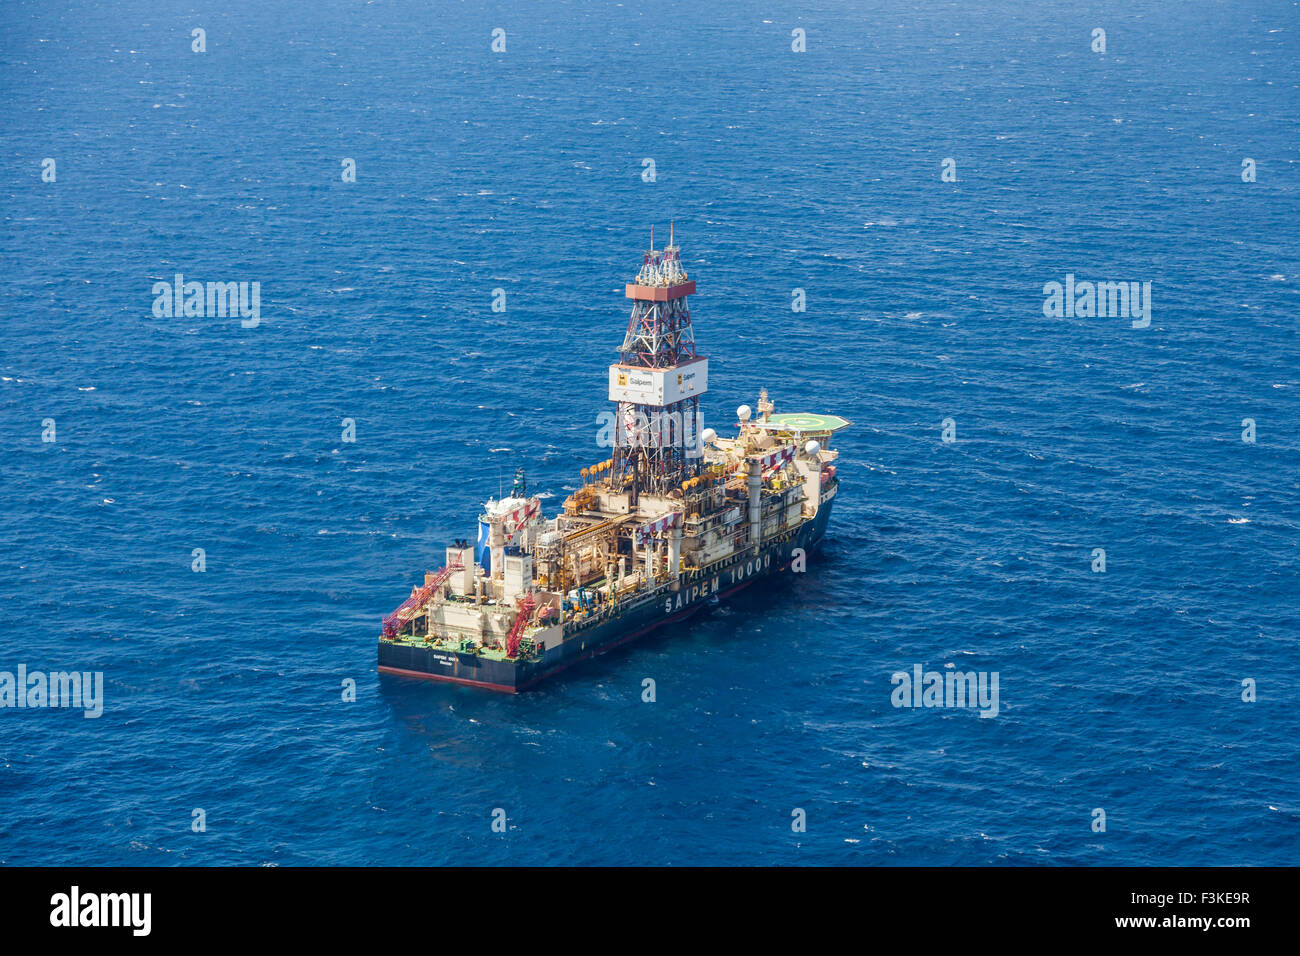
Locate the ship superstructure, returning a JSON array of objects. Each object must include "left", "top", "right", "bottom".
[{"left": 377, "top": 234, "right": 850, "bottom": 691}]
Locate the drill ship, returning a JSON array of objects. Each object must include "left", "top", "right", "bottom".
[{"left": 377, "top": 233, "right": 849, "bottom": 692}]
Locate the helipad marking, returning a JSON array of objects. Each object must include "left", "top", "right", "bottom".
[{"left": 765, "top": 412, "right": 850, "bottom": 431}]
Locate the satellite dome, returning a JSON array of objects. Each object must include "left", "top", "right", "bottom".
[
  {"left": 805, "top": 440, "right": 821, "bottom": 456},
  {"left": 737, "top": 405, "right": 752, "bottom": 422},
  {"left": 701, "top": 427, "right": 717, "bottom": 443}
]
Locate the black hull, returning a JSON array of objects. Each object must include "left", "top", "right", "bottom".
[{"left": 378, "top": 492, "right": 836, "bottom": 692}]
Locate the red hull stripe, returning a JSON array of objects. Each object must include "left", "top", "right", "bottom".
[{"left": 377, "top": 665, "right": 518, "bottom": 694}]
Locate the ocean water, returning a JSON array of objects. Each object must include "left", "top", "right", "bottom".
[{"left": 2, "top": 0, "right": 1298, "bottom": 866}]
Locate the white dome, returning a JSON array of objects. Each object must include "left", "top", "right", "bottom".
[
  {"left": 701, "top": 427, "right": 717, "bottom": 443},
  {"left": 805, "top": 440, "right": 821, "bottom": 456},
  {"left": 737, "top": 404, "right": 752, "bottom": 422}
]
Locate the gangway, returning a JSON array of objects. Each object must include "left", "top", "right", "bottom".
[{"left": 382, "top": 564, "right": 463, "bottom": 638}]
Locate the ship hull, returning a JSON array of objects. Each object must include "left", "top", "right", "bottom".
[{"left": 377, "top": 489, "right": 836, "bottom": 692}]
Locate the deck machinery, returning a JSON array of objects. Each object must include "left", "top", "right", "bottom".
[{"left": 377, "top": 233, "right": 850, "bottom": 691}]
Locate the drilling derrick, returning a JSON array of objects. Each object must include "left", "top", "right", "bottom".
[{"left": 610, "top": 226, "right": 709, "bottom": 497}]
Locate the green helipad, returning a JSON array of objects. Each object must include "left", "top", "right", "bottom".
[{"left": 764, "top": 412, "right": 852, "bottom": 432}]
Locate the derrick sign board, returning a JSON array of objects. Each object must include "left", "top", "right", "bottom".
[{"left": 608, "top": 357, "right": 708, "bottom": 406}]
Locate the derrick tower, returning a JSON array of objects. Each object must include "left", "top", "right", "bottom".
[{"left": 609, "top": 226, "right": 708, "bottom": 497}]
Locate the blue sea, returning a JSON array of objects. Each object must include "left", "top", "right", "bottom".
[{"left": 2, "top": 0, "right": 1298, "bottom": 866}]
